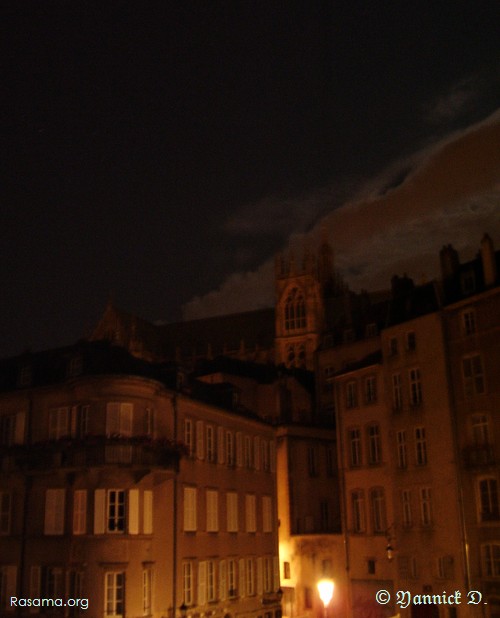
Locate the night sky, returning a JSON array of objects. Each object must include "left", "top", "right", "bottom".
[{"left": 2, "top": 1, "right": 500, "bottom": 358}]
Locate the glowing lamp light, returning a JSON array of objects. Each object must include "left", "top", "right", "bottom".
[{"left": 317, "top": 579, "right": 334, "bottom": 608}]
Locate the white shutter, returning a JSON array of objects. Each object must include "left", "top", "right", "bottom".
[
  {"left": 239, "top": 559, "right": 245, "bottom": 598},
  {"left": 236, "top": 432, "right": 243, "bottom": 467},
  {"left": 273, "top": 556, "right": 280, "bottom": 590},
  {"left": 196, "top": 420, "right": 204, "bottom": 459},
  {"left": 94, "top": 489, "right": 106, "bottom": 534},
  {"left": 73, "top": 490, "right": 87, "bottom": 535},
  {"left": 106, "top": 403, "right": 121, "bottom": 435},
  {"left": 219, "top": 560, "right": 226, "bottom": 601},
  {"left": 30, "top": 566, "right": 41, "bottom": 598},
  {"left": 143, "top": 490, "right": 153, "bottom": 534},
  {"left": 198, "top": 561, "right": 207, "bottom": 605},
  {"left": 44, "top": 489, "right": 65, "bottom": 535},
  {"left": 254, "top": 436, "right": 260, "bottom": 470},
  {"left": 14, "top": 412, "right": 25, "bottom": 444},
  {"left": 128, "top": 489, "right": 139, "bottom": 534},
  {"left": 120, "top": 403, "right": 133, "bottom": 436},
  {"left": 257, "top": 558, "right": 263, "bottom": 594},
  {"left": 217, "top": 427, "right": 225, "bottom": 464}
]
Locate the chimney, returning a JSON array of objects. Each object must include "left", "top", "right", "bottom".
[
  {"left": 439, "top": 244, "right": 459, "bottom": 280},
  {"left": 481, "top": 233, "right": 497, "bottom": 286}
]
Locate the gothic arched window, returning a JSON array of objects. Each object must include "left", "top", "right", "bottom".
[{"left": 284, "top": 288, "right": 306, "bottom": 331}]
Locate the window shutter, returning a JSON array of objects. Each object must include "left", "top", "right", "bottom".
[
  {"left": 143, "top": 490, "right": 153, "bottom": 534},
  {"left": 239, "top": 559, "right": 245, "bottom": 598},
  {"left": 254, "top": 437, "right": 260, "bottom": 470},
  {"left": 14, "top": 412, "right": 25, "bottom": 444},
  {"left": 44, "top": 489, "right": 65, "bottom": 535},
  {"left": 73, "top": 490, "right": 87, "bottom": 535},
  {"left": 120, "top": 403, "right": 133, "bottom": 436},
  {"left": 30, "top": 566, "right": 41, "bottom": 598},
  {"left": 128, "top": 489, "right": 139, "bottom": 534},
  {"left": 196, "top": 420, "right": 204, "bottom": 460},
  {"left": 184, "top": 487, "right": 197, "bottom": 532},
  {"left": 198, "top": 561, "right": 207, "bottom": 605},
  {"left": 217, "top": 427, "right": 225, "bottom": 464},
  {"left": 94, "top": 489, "right": 106, "bottom": 534},
  {"left": 257, "top": 558, "right": 263, "bottom": 594},
  {"left": 219, "top": 561, "right": 226, "bottom": 601}
]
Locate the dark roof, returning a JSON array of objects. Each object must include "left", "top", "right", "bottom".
[{"left": 333, "top": 350, "right": 383, "bottom": 377}]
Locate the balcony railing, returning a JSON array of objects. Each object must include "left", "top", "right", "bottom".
[
  {"left": 1, "top": 436, "right": 185, "bottom": 472},
  {"left": 462, "top": 443, "right": 495, "bottom": 468}
]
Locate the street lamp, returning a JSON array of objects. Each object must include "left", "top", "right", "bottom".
[{"left": 317, "top": 579, "right": 334, "bottom": 618}]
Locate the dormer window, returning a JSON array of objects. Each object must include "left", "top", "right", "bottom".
[
  {"left": 284, "top": 287, "right": 306, "bottom": 331},
  {"left": 67, "top": 355, "right": 83, "bottom": 378},
  {"left": 18, "top": 365, "right": 32, "bottom": 387}
]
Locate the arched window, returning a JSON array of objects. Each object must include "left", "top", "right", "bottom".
[{"left": 284, "top": 288, "right": 306, "bottom": 331}]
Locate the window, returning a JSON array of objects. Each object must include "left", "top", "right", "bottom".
[
  {"left": 351, "top": 490, "right": 365, "bottom": 533},
  {"left": 206, "top": 425, "right": 215, "bottom": 462},
  {"left": 284, "top": 287, "right": 306, "bottom": 331},
  {"left": 198, "top": 561, "right": 207, "bottom": 605},
  {"left": 392, "top": 374, "right": 403, "bottom": 410},
  {"left": 398, "top": 556, "right": 418, "bottom": 579},
  {"left": 105, "top": 572, "right": 125, "bottom": 617},
  {"left": 346, "top": 381, "right": 358, "bottom": 408},
  {"left": 396, "top": 430, "right": 407, "bottom": 468},
  {"left": 227, "top": 492, "right": 238, "bottom": 532},
  {"left": 367, "top": 424, "right": 381, "bottom": 465},
  {"left": 370, "top": 488, "right": 386, "bottom": 533},
  {"left": 437, "top": 555, "right": 454, "bottom": 579},
  {"left": 244, "top": 435, "right": 252, "bottom": 468},
  {"left": 143, "top": 490, "right": 153, "bottom": 534},
  {"left": 409, "top": 368, "right": 422, "bottom": 406},
  {"left": 226, "top": 431, "right": 235, "bottom": 466},
  {"left": 236, "top": 432, "right": 243, "bottom": 467},
  {"left": 307, "top": 446, "right": 318, "bottom": 476},
  {"left": 143, "top": 568, "right": 153, "bottom": 616},
  {"left": 72, "top": 404, "right": 89, "bottom": 438},
  {"left": 106, "top": 402, "right": 133, "bottom": 437},
  {"left": 348, "top": 428, "right": 362, "bottom": 467},
  {"left": 49, "top": 407, "right": 70, "bottom": 439},
  {"left": 184, "top": 419, "right": 193, "bottom": 456},
  {"left": 144, "top": 407, "right": 154, "bottom": 437},
  {"left": 325, "top": 447, "right": 335, "bottom": 476},
  {"left": 206, "top": 489, "right": 219, "bottom": 532},
  {"left": 420, "top": 487, "right": 432, "bottom": 526},
  {"left": 261, "top": 439, "right": 270, "bottom": 471},
  {"left": 246, "top": 494, "right": 257, "bottom": 533},
  {"left": 482, "top": 544, "right": 500, "bottom": 577},
  {"left": 263, "top": 557, "right": 273, "bottom": 593},
  {"left": 364, "top": 376, "right": 377, "bottom": 404},
  {"left": 246, "top": 558, "right": 255, "bottom": 595},
  {"left": 196, "top": 420, "right": 204, "bottom": 459},
  {"left": 462, "top": 309, "right": 476, "bottom": 335},
  {"left": 479, "top": 478, "right": 500, "bottom": 521},
  {"left": 406, "top": 331, "right": 416, "bottom": 351},
  {"left": 320, "top": 500, "right": 330, "bottom": 531},
  {"left": 219, "top": 561, "right": 227, "bottom": 601},
  {"left": 182, "top": 562, "right": 193, "bottom": 605},
  {"left": 253, "top": 436, "right": 260, "bottom": 470},
  {"left": 184, "top": 487, "right": 197, "bottom": 532},
  {"left": 283, "top": 561, "right": 291, "bottom": 580},
  {"left": 73, "top": 490, "right": 87, "bottom": 535},
  {"left": 207, "top": 560, "right": 216, "bottom": 602},
  {"left": 44, "top": 489, "right": 65, "bottom": 535},
  {"left": 401, "top": 490, "right": 412, "bottom": 528},
  {"left": 415, "top": 427, "right": 427, "bottom": 466},
  {"left": 228, "top": 559, "right": 237, "bottom": 597},
  {"left": 107, "top": 490, "right": 126, "bottom": 533},
  {"left": 472, "top": 414, "right": 491, "bottom": 445},
  {"left": 0, "top": 493, "right": 11, "bottom": 535},
  {"left": 463, "top": 354, "right": 485, "bottom": 395},
  {"left": 367, "top": 559, "right": 376, "bottom": 574},
  {"left": 262, "top": 496, "right": 273, "bottom": 532}
]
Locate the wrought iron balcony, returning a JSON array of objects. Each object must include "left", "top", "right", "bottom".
[
  {"left": 462, "top": 443, "right": 495, "bottom": 468},
  {"left": 1, "top": 435, "right": 185, "bottom": 472}
]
